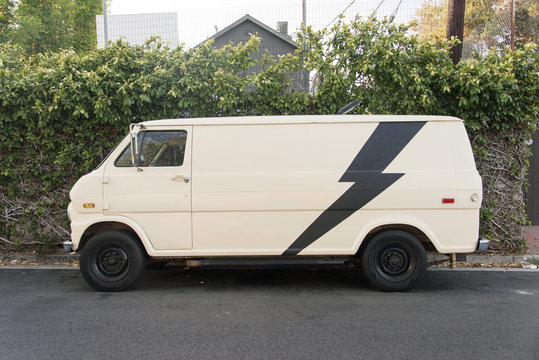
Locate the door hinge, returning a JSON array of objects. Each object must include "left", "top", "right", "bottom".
[{"left": 102, "top": 176, "right": 109, "bottom": 184}]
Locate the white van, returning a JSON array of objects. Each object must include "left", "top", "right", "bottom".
[{"left": 66, "top": 115, "right": 487, "bottom": 292}]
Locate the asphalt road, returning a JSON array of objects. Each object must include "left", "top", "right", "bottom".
[{"left": 0, "top": 266, "right": 538, "bottom": 360}]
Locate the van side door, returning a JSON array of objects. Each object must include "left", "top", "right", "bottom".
[{"left": 103, "top": 127, "right": 192, "bottom": 250}]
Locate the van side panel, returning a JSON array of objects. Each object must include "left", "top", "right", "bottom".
[
  {"left": 191, "top": 120, "right": 481, "bottom": 255},
  {"left": 192, "top": 122, "right": 373, "bottom": 253}
]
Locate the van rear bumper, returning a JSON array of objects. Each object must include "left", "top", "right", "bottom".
[{"left": 477, "top": 238, "right": 490, "bottom": 251}]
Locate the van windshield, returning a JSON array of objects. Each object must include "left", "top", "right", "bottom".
[{"left": 94, "top": 133, "right": 129, "bottom": 170}]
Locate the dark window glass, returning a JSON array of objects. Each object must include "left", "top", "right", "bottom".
[{"left": 115, "top": 131, "right": 187, "bottom": 167}]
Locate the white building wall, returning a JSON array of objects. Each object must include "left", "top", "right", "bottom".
[{"left": 96, "top": 12, "right": 179, "bottom": 48}]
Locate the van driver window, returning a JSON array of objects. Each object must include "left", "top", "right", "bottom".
[{"left": 115, "top": 131, "right": 187, "bottom": 167}]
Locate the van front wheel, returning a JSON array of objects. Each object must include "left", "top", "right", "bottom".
[
  {"left": 80, "top": 230, "right": 146, "bottom": 292},
  {"left": 361, "top": 230, "right": 427, "bottom": 292}
]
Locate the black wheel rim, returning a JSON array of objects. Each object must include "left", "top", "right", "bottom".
[
  {"left": 374, "top": 244, "right": 412, "bottom": 280},
  {"left": 379, "top": 247, "right": 409, "bottom": 276},
  {"left": 96, "top": 247, "right": 128, "bottom": 277}
]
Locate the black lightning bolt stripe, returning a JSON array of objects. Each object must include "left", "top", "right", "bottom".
[{"left": 282, "top": 121, "right": 427, "bottom": 256}]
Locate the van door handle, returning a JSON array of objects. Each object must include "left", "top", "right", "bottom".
[{"left": 172, "top": 175, "right": 190, "bottom": 183}]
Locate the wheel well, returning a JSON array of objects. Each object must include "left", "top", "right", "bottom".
[
  {"left": 78, "top": 222, "right": 146, "bottom": 255},
  {"left": 356, "top": 224, "right": 434, "bottom": 257}
]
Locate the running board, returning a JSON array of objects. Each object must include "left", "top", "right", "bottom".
[{"left": 183, "top": 257, "right": 350, "bottom": 268}]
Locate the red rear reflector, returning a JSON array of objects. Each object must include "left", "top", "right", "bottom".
[{"left": 442, "top": 198, "right": 455, "bottom": 204}]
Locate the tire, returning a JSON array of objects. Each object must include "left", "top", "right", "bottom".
[
  {"left": 80, "top": 230, "right": 146, "bottom": 292},
  {"left": 361, "top": 230, "right": 427, "bottom": 292}
]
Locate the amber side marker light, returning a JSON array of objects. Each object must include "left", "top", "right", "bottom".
[
  {"left": 442, "top": 198, "right": 455, "bottom": 204},
  {"left": 83, "top": 203, "right": 95, "bottom": 208}
]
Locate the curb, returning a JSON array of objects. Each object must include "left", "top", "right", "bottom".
[
  {"left": 464, "top": 254, "right": 539, "bottom": 263},
  {"left": 427, "top": 253, "right": 539, "bottom": 264},
  {"left": 1, "top": 253, "right": 79, "bottom": 265}
]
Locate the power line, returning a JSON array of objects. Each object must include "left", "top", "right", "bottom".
[
  {"left": 323, "top": 0, "right": 357, "bottom": 29},
  {"left": 389, "top": 0, "right": 404, "bottom": 23},
  {"left": 371, "top": 0, "right": 386, "bottom": 17}
]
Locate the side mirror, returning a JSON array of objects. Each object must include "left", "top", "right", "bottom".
[{"left": 129, "top": 123, "right": 142, "bottom": 168}]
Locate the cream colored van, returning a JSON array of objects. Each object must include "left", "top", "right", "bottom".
[{"left": 67, "top": 115, "right": 486, "bottom": 292}]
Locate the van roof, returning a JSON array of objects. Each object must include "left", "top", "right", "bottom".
[{"left": 140, "top": 115, "right": 462, "bottom": 127}]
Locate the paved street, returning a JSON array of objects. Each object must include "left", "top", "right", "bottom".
[{"left": 1, "top": 266, "right": 538, "bottom": 360}]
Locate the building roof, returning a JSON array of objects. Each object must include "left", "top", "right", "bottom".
[{"left": 203, "top": 14, "right": 297, "bottom": 48}]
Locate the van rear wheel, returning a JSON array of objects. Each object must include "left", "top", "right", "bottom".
[
  {"left": 361, "top": 230, "right": 427, "bottom": 292},
  {"left": 80, "top": 230, "right": 146, "bottom": 292}
]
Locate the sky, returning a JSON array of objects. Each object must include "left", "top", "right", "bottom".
[
  {"left": 109, "top": 0, "right": 298, "bottom": 13},
  {"left": 106, "top": 0, "right": 425, "bottom": 47}
]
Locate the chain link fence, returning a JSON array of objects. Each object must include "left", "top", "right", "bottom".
[
  {"left": 103, "top": 1, "right": 425, "bottom": 48},
  {"left": 462, "top": 4, "right": 513, "bottom": 58},
  {"left": 179, "top": 1, "right": 427, "bottom": 47},
  {"left": 102, "top": 1, "right": 518, "bottom": 55}
]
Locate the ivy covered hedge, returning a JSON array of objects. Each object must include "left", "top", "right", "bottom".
[{"left": 0, "top": 18, "right": 537, "bottom": 253}]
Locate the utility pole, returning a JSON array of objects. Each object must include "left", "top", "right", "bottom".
[
  {"left": 302, "top": 0, "right": 306, "bottom": 54},
  {"left": 510, "top": 0, "right": 515, "bottom": 50},
  {"left": 446, "top": 0, "right": 466, "bottom": 64},
  {"left": 103, "top": 0, "right": 108, "bottom": 47},
  {"left": 302, "top": 0, "right": 309, "bottom": 92},
  {"left": 302, "top": 0, "right": 306, "bottom": 29}
]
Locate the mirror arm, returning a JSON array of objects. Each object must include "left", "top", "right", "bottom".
[{"left": 129, "top": 123, "right": 144, "bottom": 171}]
